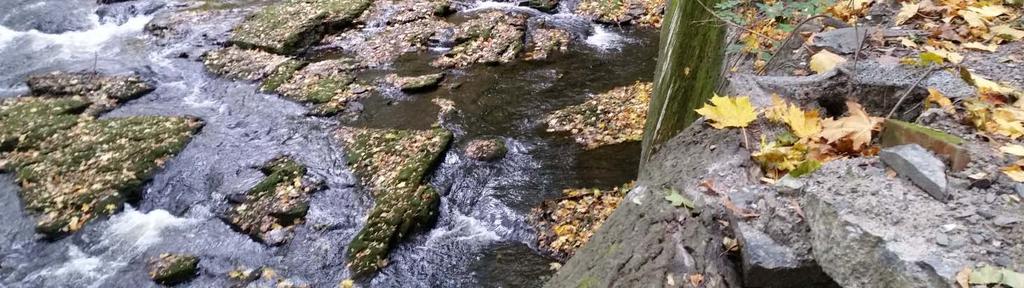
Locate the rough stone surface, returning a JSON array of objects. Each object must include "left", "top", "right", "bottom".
[
  {"left": 225, "top": 157, "right": 321, "bottom": 246},
  {"left": 526, "top": 0, "right": 559, "bottom": 12},
  {"left": 338, "top": 126, "right": 451, "bottom": 275},
  {"left": 147, "top": 253, "right": 199, "bottom": 285},
  {"left": 880, "top": 144, "right": 949, "bottom": 202},
  {"left": 880, "top": 119, "right": 969, "bottom": 171},
  {"left": 546, "top": 82, "right": 651, "bottom": 149},
  {"left": 202, "top": 46, "right": 292, "bottom": 81},
  {"left": 229, "top": 0, "right": 371, "bottom": 55},
  {"left": 388, "top": 73, "right": 444, "bottom": 93},
  {"left": 26, "top": 71, "right": 156, "bottom": 115},
  {"left": 276, "top": 59, "right": 365, "bottom": 116},
  {"left": 526, "top": 27, "right": 570, "bottom": 61},
  {"left": 432, "top": 12, "right": 527, "bottom": 68},
  {"left": 464, "top": 138, "right": 507, "bottom": 161}
]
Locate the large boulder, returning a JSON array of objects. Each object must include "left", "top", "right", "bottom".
[
  {"left": 225, "top": 157, "right": 321, "bottom": 246},
  {"left": 575, "top": 0, "right": 666, "bottom": 27},
  {"left": 339, "top": 126, "right": 451, "bottom": 275},
  {"left": 546, "top": 82, "right": 651, "bottom": 149},
  {"left": 229, "top": 0, "right": 372, "bottom": 55},
  {"left": 202, "top": 46, "right": 295, "bottom": 82},
  {"left": 275, "top": 59, "right": 365, "bottom": 116}
]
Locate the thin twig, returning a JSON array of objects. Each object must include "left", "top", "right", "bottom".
[
  {"left": 887, "top": 67, "right": 939, "bottom": 118},
  {"left": 758, "top": 14, "right": 831, "bottom": 75},
  {"left": 847, "top": 0, "right": 866, "bottom": 100}
]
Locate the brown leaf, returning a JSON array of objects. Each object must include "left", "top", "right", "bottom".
[{"left": 819, "top": 102, "right": 883, "bottom": 152}]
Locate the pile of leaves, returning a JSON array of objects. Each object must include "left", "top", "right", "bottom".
[
  {"left": 546, "top": 81, "right": 652, "bottom": 150},
  {"left": 889, "top": 0, "right": 1023, "bottom": 61},
  {"left": 528, "top": 183, "right": 632, "bottom": 260},
  {"left": 714, "top": 0, "right": 838, "bottom": 69},
  {"left": 696, "top": 94, "right": 883, "bottom": 179}
]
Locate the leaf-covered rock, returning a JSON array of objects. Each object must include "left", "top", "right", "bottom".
[
  {"left": 546, "top": 82, "right": 652, "bottom": 149},
  {"left": 338, "top": 126, "right": 451, "bottom": 275},
  {"left": 229, "top": 0, "right": 372, "bottom": 55},
  {"left": 226, "top": 157, "right": 320, "bottom": 246},
  {"left": 26, "top": 71, "right": 156, "bottom": 115},
  {"left": 575, "top": 0, "right": 665, "bottom": 27},
  {"left": 432, "top": 12, "right": 528, "bottom": 68},
  {"left": 147, "top": 253, "right": 200, "bottom": 285},
  {"left": 528, "top": 183, "right": 631, "bottom": 260},
  {"left": 276, "top": 59, "right": 365, "bottom": 116},
  {"left": 202, "top": 46, "right": 295, "bottom": 81}
]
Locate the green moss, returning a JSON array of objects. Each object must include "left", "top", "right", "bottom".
[
  {"left": 226, "top": 157, "right": 315, "bottom": 245},
  {"left": 0, "top": 98, "right": 91, "bottom": 152},
  {"left": 260, "top": 60, "right": 307, "bottom": 93},
  {"left": 148, "top": 253, "right": 200, "bottom": 285},
  {"left": 883, "top": 119, "right": 964, "bottom": 145},
  {"left": 229, "top": 0, "right": 372, "bottom": 55},
  {"left": 9, "top": 116, "right": 201, "bottom": 237},
  {"left": 340, "top": 126, "right": 452, "bottom": 275}
]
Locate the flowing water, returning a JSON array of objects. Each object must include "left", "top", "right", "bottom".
[{"left": 0, "top": 1, "right": 658, "bottom": 287}]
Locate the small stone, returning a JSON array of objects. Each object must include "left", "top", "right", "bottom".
[
  {"left": 993, "top": 215, "right": 1021, "bottom": 227},
  {"left": 147, "top": 253, "right": 199, "bottom": 285},
  {"left": 935, "top": 234, "right": 950, "bottom": 247},
  {"left": 977, "top": 210, "right": 996, "bottom": 219},
  {"left": 941, "top": 223, "right": 958, "bottom": 232},
  {"left": 971, "top": 234, "right": 985, "bottom": 244},
  {"left": 465, "top": 138, "right": 508, "bottom": 161},
  {"left": 879, "top": 144, "right": 949, "bottom": 202},
  {"left": 390, "top": 73, "right": 444, "bottom": 93},
  {"left": 985, "top": 193, "right": 996, "bottom": 204},
  {"left": 810, "top": 27, "right": 873, "bottom": 54}
]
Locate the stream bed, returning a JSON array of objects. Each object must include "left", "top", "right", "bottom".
[{"left": 0, "top": 0, "right": 658, "bottom": 287}]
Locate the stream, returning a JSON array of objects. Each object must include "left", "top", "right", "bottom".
[{"left": 0, "top": 0, "right": 658, "bottom": 287}]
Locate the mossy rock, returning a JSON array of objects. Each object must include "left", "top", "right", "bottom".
[
  {"left": 226, "top": 157, "right": 319, "bottom": 245},
  {"left": 0, "top": 98, "right": 91, "bottom": 153},
  {"left": 390, "top": 73, "right": 444, "bottom": 93},
  {"left": 260, "top": 59, "right": 308, "bottom": 93},
  {"left": 8, "top": 115, "right": 202, "bottom": 237},
  {"left": 229, "top": 0, "right": 372, "bottom": 55},
  {"left": 432, "top": 12, "right": 527, "bottom": 68},
  {"left": 147, "top": 253, "right": 200, "bottom": 285},
  {"left": 26, "top": 71, "right": 155, "bottom": 101},
  {"left": 338, "top": 126, "right": 451, "bottom": 275},
  {"left": 275, "top": 59, "right": 365, "bottom": 115},
  {"left": 202, "top": 46, "right": 293, "bottom": 81},
  {"left": 528, "top": 0, "right": 559, "bottom": 12}
]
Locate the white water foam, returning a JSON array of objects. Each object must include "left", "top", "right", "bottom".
[
  {"left": 0, "top": 14, "right": 151, "bottom": 55},
  {"left": 463, "top": 1, "right": 541, "bottom": 14},
  {"left": 585, "top": 24, "right": 629, "bottom": 51},
  {"left": 24, "top": 207, "right": 194, "bottom": 288},
  {"left": 424, "top": 213, "right": 501, "bottom": 247}
]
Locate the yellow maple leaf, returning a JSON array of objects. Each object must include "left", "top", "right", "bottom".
[
  {"left": 958, "top": 10, "right": 986, "bottom": 28},
  {"left": 767, "top": 96, "right": 823, "bottom": 139},
  {"left": 752, "top": 137, "right": 807, "bottom": 177},
  {"left": 925, "top": 88, "right": 955, "bottom": 113},
  {"left": 819, "top": 101, "right": 883, "bottom": 151},
  {"left": 1001, "top": 164, "right": 1024, "bottom": 182},
  {"left": 895, "top": 2, "right": 920, "bottom": 25},
  {"left": 764, "top": 94, "right": 788, "bottom": 122},
  {"left": 989, "top": 108, "right": 1024, "bottom": 139},
  {"left": 695, "top": 94, "right": 757, "bottom": 129},
  {"left": 809, "top": 50, "right": 847, "bottom": 74},
  {"left": 1000, "top": 144, "right": 1024, "bottom": 156}
]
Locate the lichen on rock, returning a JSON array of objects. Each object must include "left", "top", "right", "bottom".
[
  {"left": 202, "top": 46, "right": 294, "bottom": 81},
  {"left": 432, "top": 11, "right": 527, "bottom": 68},
  {"left": 275, "top": 58, "right": 365, "bottom": 115},
  {"left": 546, "top": 81, "right": 651, "bottom": 149},
  {"left": 5, "top": 114, "right": 202, "bottom": 237},
  {"left": 338, "top": 126, "right": 451, "bottom": 275},
  {"left": 225, "top": 157, "right": 321, "bottom": 246},
  {"left": 229, "top": 0, "right": 372, "bottom": 55},
  {"left": 147, "top": 253, "right": 200, "bottom": 285},
  {"left": 528, "top": 183, "right": 630, "bottom": 260},
  {"left": 575, "top": 0, "right": 666, "bottom": 27}
]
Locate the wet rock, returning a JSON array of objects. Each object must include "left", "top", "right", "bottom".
[
  {"left": 147, "top": 253, "right": 199, "bottom": 285},
  {"left": 202, "top": 46, "right": 293, "bottom": 82},
  {"left": 225, "top": 157, "right": 320, "bottom": 245},
  {"left": 528, "top": 184, "right": 629, "bottom": 260},
  {"left": 388, "top": 73, "right": 444, "bottom": 93},
  {"left": 526, "top": 27, "right": 570, "bottom": 61},
  {"left": 26, "top": 71, "right": 155, "bottom": 114},
  {"left": 276, "top": 59, "right": 365, "bottom": 115},
  {"left": 229, "top": 0, "right": 371, "bottom": 55},
  {"left": 546, "top": 82, "right": 651, "bottom": 149},
  {"left": 525, "top": 0, "right": 559, "bottom": 13},
  {"left": 880, "top": 119, "right": 969, "bottom": 171},
  {"left": 0, "top": 98, "right": 90, "bottom": 153},
  {"left": 1, "top": 100, "right": 202, "bottom": 237},
  {"left": 575, "top": 0, "right": 665, "bottom": 27},
  {"left": 465, "top": 138, "right": 507, "bottom": 161},
  {"left": 322, "top": 0, "right": 454, "bottom": 67},
  {"left": 880, "top": 144, "right": 949, "bottom": 202},
  {"left": 432, "top": 12, "right": 528, "bottom": 68},
  {"left": 338, "top": 126, "right": 452, "bottom": 275}
]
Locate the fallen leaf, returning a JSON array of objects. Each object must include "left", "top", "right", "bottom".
[
  {"left": 895, "top": 2, "right": 920, "bottom": 25},
  {"left": 765, "top": 95, "right": 822, "bottom": 139},
  {"left": 722, "top": 237, "right": 740, "bottom": 252},
  {"left": 1001, "top": 144, "right": 1024, "bottom": 156},
  {"left": 1002, "top": 165, "right": 1024, "bottom": 182},
  {"left": 958, "top": 10, "right": 986, "bottom": 28},
  {"left": 722, "top": 196, "right": 760, "bottom": 219},
  {"left": 925, "top": 88, "right": 955, "bottom": 113},
  {"left": 899, "top": 37, "right": 919, "bottom": 48},
  {"left": 809, "top": 50, "right": 848, "bottom": 74},
  {"left": 788, "top": 159, "right": 822, "bottom": 177},
  {"left": 970, "top": 265, "right": 1003, "bottom": 285},
  {"left": 340, "top": 279, "right": 354, "bottom": 288},
  {"left": 664, "top": 189, "right": 694, "bottom": 209},
  {"left": 695, "top": 95, "right": 757, "bottom": 129},
  {"left": 968, "top": 5, "right": 1009, "bottom": 19},
  {"left": 956, "top": 268, "right": 971, "bottom": 288},
  {"left": 752, "top": 137, "right": 806, "bottom": 177},
  {"left": 992, "top": 25, "right": 1024, "bottom": 41},
  {"left": 689, "top": 273, "right": 705, "bottom": 287},
  {"left": 962, "top": 42, "right": 998, "bottom": 52},
  {"left": 820, "top": 102, "right": 883, "bottom": 152}
]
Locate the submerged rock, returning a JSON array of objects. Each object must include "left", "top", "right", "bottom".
[
  {"left": 226, "top": 157, "right": 320, "bottom": 246},
  {"left": 26, "top": 71, "right": 155, "bottom": 114},
  {"left": 147, "top": 253, "right": 199, "bottom": 285},
  {"left": 230, "top": 0, "right": 372, "bottom": 55},
  {"left": 387, "top": 73, "right": 444, "bottom": 93},
  {"left": 432, "top": 12, "right": 527, "bottom": 68},
  {"left": 465, "top": 138, "right": 507, "bottom": 161},
  {"left": 338, "top": 126, "right": 451, "bottom": 275},
  {"left": 575, "top": 0, "right": 666, "bottom": 27},
  {"left": 546, "top": 81, "right": 651, "bottom": 149},
  {"left": 879, "top": 144, "right": 949, "bottom": 202},
  {"left": 202, "top": 46, "right": 294, "bottom": 82}
]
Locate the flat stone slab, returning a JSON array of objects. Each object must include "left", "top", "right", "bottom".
[
  {"left": 880, "top": 144, "right": 949, "bottom": 202},
  {"left": 880, "top": 119, "right": 969, "bottom": 171},
  {"left": 229, "top": 0, "right": 371, "bottom": 55}
]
